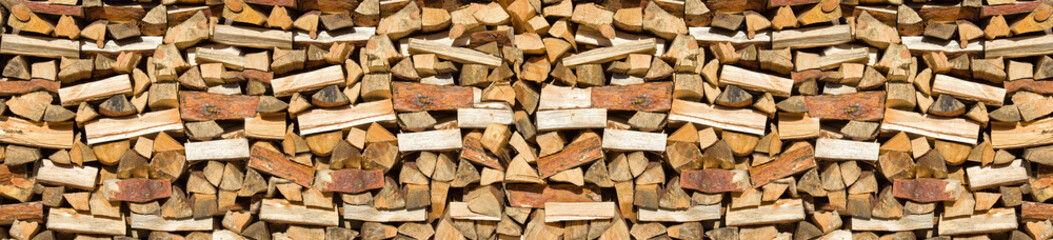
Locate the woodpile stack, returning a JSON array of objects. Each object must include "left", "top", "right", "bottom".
[{"left": 2, "top": 0, "right": 1053, "bottom": 239}]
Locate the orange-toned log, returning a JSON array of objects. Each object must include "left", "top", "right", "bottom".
[
  {"left": 85, "top": 5, "right": 145, "bottom": 22},
  {"left": 591, "top": 82, "right": 674, "bottom": 112},
  {"left": 892, "top": 178, "right": 961, "bottom": 203},
  {"left": 317, "top": 169, "right": 384, "bottom": 194},
  {"left": 1023, "top": 201, "right": 1053, "bottom": 220},
  {"left": 20, "top": 0, "right": 82, "bottom": 17},
  {"left": 248, "top": 145, "right": 315, "bottom": 187},
  {"left": 460, "top": 133, "right": 505, "bottom": 171},
  {"left": 680, "top": 169, "right": 750, "bottom": 193},
  {"left": 391, "top": 82, "right": 474, "bottom": 112},
  {"left": 804, "top": 91, "right": 886, "bottom": 121},
  {"left": 0, "top": 79, "right": 60, "bottom": 96},
  {"left": 0, "top": 201, "right": 43, "bottom": 224},
  {"left": 981, "top": 1, "right": 1042, "bottom": 17},
  {"left": 179, "top": 91, "right": 260, "bottom": 121},
  {"left": 103, "top": 179, "right": 171, "bottom": 202},
  {"left": 537, "top": 135, "right": 604, "bottom": 178},
  {"left": 506, "top": 184, "right": 603, "bottom": 208},
  {"left": 1005, "top": 79, "right": 1053, "bottom": 94},
  {"left": 750, "top": 144, "right": 816, "bottom": 186}
]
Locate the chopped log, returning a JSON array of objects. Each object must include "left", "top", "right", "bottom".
[
  {"left": 985, "top": 35, "right": 1053, "bottom": 59},
  {"left": 802, "top": 91, "right": 886, "bottom": 120},
  {"left": 84, "top": 108, "right": 183, "bottom": 145},
  {"left": 397, "top": 129, "right": 462, "bottom": 152},
  {"left": 212, "top": 25, "right": 293, "bottom": 49},
  {"left": 391, "top": 82, "right": 473, "bottom": 112},
  {"left": 544, "top": 202, "right": 615, "bottom": 222},
  {"left": 537, "top": 133, "right": 604, "bottom": 178},
  {"left": 506, "top": 184, "right": 602, "bottom": 208},
  {"left": 407, "top": 39, "right": 502, "bottom": 67},
  {"left": 46, "top": 208, "right": 125, "bottom": 236},
  {"left": 591, "top": 82, "right": 673, "bottom": 112},
  {"left": 457, "top": 107, "right": 515, "bottom": 129},
  {"left": 893, "top": 178, "right": 962, "bottom": 202},
  {"left": 750, "top": 144, "right": 816, "bottom": 186},
  {"left": 102, "top": 178, "right": 171, "bottom": 202},
  {"left": 965, "top": 159, "right": 1028, "bottom": 190},
  {"left": 771, "top": 25, "right": 852, "bottom": 49},
  {"left": 851, "top": 213, "right": 934, "bottom": 231},
  {"left": 248, "top": 145, "right": 315, "bottom": 187},
  {"left": 535, "top": 108, "right": 607, "bottom": 131},
  {"left": 35, "top": 159, "right": 97, "bottom": 190},
  {"left": 815, "top": 138, "right": 879, "bottom": 161},
  {"left": 0, "top": 34, "right": 80, "bottom": 59},
  {"left": 680, "top": 169, "right": 750, "bottom": 193},
  {"left": 881, "top": 108, "right": 980, "bottom": 145},
  {"left": 668, "top": 99, "right": 768, "bottom": 136},
  {"left": 539, "top": 85, "right": 591, "bottom": 110},
  {"left": 296, "top": 100, "right": 397, "bottom": 135},
  {"left": 562, "top": 39, "right": 657, "bottom": 67},
  {"left": 271, "top": 65, "right": 344, "bottom": 97},
  {"left": 316, "top": 169, "right": 383, "bottom": 194},
  {"left": 720, "top": 65, "right": 793, "bottom": 97},
  {"left": 58, "top": 74, "right": 132, "bottom": 107},
  {"left": 725, "top": 199, "right": 806, "bottom": 226},
  {"left": 260, "top": 199, "right": 339, "bottom": 226},
  {"left": 938, "top": 208, "right": 1018, "bottom": 235},
  {"left": 185, "top": 138, "right": 250, "bottom": 162},
  {"left": 0, "top": 202, "right": 43, "bottom": 225},
  {"left": 129, "top": 213, "right": 213, "bottom": 231},
  {"left": 602, "top": 129, "right": 666, "bottom": 152},
  {"left": 342, "top": 205, "right": 425, "bottom": 222}
]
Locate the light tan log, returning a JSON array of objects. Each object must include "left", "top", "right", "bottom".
[
  {"left": 81, "top": 37, "right": 163, "bottom": 56},
  {"left": 937, "top": 208, "right": 1017, "bottom": 235},
  {"left": 297, "top": 100, "right": 397, "bottom": 135},
  {"left": 342, "top": 204, "right": 426, "bottom": 222},
  {"left": 185, "top": 138, "right": 251, "bottom": 162},
  {"left": 84, "top": 108, "right": 184, "bottom": 145},
  {"left": 0, "top": 34, "right": 80, "bottom": 59},
  {"left": 562, "top": 39, "right": 657, "bottom": 67},
  {"left": 638, "top": 204, "right": 722, "bottom": 222},
  {"left": 602, "top": 129, "right": 666, "bottom": 152},
  {"left": 901, "top": 36, "right": 982, "bottom": 56},
  {"left": 538, "top": 85, "right": 591, "bottom": 110},
  {"left": 59, "top": 74, "right": 132, "bottom": 106},
  {"left": 991, "top": 117, "right": 1053, "bottom": 149},
  {"left": 851, "top": 213, "right": 934, "bottom": 231},
  {"left": 245, "top": 114, "right": 285, "bottom": 140},
  {"left": 965, "top": 159, "right": 1027, "bottom": 190},
  {"left": 457, "top": 108, "right": 514, "bottom": 129},
  {"left": 720, "top": 65, "right": 793, "bottom": 97},
  {"left": 932, "top": 74, "right": 1006, "bottom": 107},
  {"left": 771, "top": 25, "right": 852, "bottom": 49},
  {"left": 36, "top": 159, "right": 98, "bottom": 190},
  {"left": 271, "top": 65, "right": 345, "bottom": 97},
  {"left": 46, "top": 208, "right": 126, "bottom": 236},
  {"left": 985, "top": 34, "right": 1053, "bottom": 59},
  {"left": 448, "top": 202, "right": 501, "bottom": 221},
  {"left": 0, "top": 116, "right": 74, "bottom": 149},
  {"left": 259, "top": 199, "right": 339, "bottom": 226},
  {"left": 689, "top": 27, "right": 772, "bottom": 45},
  {"left": 814, "top": 138, "right": 879, "bottom": 161},
  {"left": 293, "top": 27, "right": 375, "bottom": 46},
  {"left": 668, "top": 99, "right": 767, "bottom": 135},
  {"left": 880, "top": 108, "right": 979, "bottom": 145},
  {"left": 212, "top": 25, "right": 294, "bottom": 49},
  {"left": 407, "top": 39, "right": 502, "bottom": 67},
  {"left": 130, "top": 213, "right": 214, "bottom": 231},
  {"left": 397, "top": 129, "right": 463, "bottom": 152},
  {"left": 544, "top": 202, "right": 616, "bottom": 222},
  {"left": 573, "top": 31, "right": 667, "bottom": 57},
  {"left": 725, "top": 199, "right": 805, "bottom": 226},
  {"left": 535, "top": 108, "right": 608, "bottom": 131}
]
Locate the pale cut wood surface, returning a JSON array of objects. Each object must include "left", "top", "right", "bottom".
[
  {"left": 58, "top": 74, "right": 133, "bottom": 106},
  {"left": 771, "top": 25, "right": 853, "bottom": 49},
  {"left": 244, "top": 114, "right": 285, "bottom": 140},
  {"left": 0, "top": 116, "right": 74, "bottom": 149},
  {"left": 601, "top": 129, "right": 667, "bottom": 152},
  {"left": 47, "top": 208, "right": 126, "bottom": 236},
  {"left": 259, "top": 199, "right": 340, "bottom": 226},
  {"left": 562, "top": 39, "right": 657, "bottom": 67},
  {"left": 544, "top": 202, "right": 616, "bottom": 222},
  {"left": 985, "top": 34, "right": 1053, "bottom": 59},
  {"left": 725, "top": 199, "right": 805, "bottom": 226},
  {"left": 991, "top": 118, "right": 1053, "bottom": 149},
  {"left": 938, "top": 208, "right": 1017, "bottom": 235},
  {"left": 535, "top": 108, "right": 608, "bottom": 131},
  {"left": 407, "top": 39, "right": 503, "bottom": 67},
  {"left": 397, "top": 129, "right": 464, "bottom": 152},
  {"left": 0, "top": 34, "right": 81, "bottom": 59},
  {"left": 81, "top": 36, "right": 163, "bottom": 56},
  {"left": 457, "top": 108, "right": 515, "bottom": 129},
  {"left": 342, "top": 205, "right": 426, "bottom": 222},
  {"left": 814, "top": 138, "right": 880, "bottom": 161},
  {"left": 851, "top": 213, "right": 935, "bottom": 231},
  {"left": 271, "top": 65, "right": 345, "bottom": 97},
  {"left": 720, "top": 65, "right": 794, "bottom": 97},
  {"left": 130, "top": 214, "right": 214, "bottom": 231},
  {"left": 778, "top": 113, "right": 820, "bottom": 140},
  {"left": 689, "top": 27, "right": 772, "bottom": 45},
  {"left": 901, "top": 36, "right": 983, "bottom": 56},
  {"left": 637, "top": 204, "right": 722, "bottom": 222},
  {"left": 817, "top": 47, "right": 869, "bottom": 70},
  {"left": 668, "top": 99, "right": 767, "bottom": 135},
  {"left": 932, "top": 74, "right": 1006, "bottom": 106},
  {"left": 36, "top": 159, "right": 99, "bottom": 190},
  {"left": 965, "top": 159, "right": 1028, "bottom": 190},
  {"left": 880, "top": 108, "right": 980, "bottom": 144},
  {"left": 212, "top": 24, "right": 294, "bottom": 49},
  {"left": 185, "top": 138, "right": 251, "bottom": 162},
  {"left": 84, "top": 109, "right": 184, "bottom": 145},
  {"left": 538, "top": 85, "right": 592, "bottom": 110},
  {"left": 293, "top": 27, "right": 375, "bottom": 46},
  {"left": 574, "top": 30, "right": 667, "bottom": 57},
  {"left": 297, "top": 100, "right": 397, "bottom": 135},
  {"left": 448, "top": 202, "right": 501, "bottom": 221}
]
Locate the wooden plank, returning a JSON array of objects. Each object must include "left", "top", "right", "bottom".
[
  {"left": 901, "top": 36, "right": 983, "bottom": 57},
  {"left": 814, "top": 138, "right": 880, "bottom": 161},
  {"left": 771, "top": 25, "right": 853, "bottom": 49},
  {"left": 750, "top": 144, "right": 816, "bottom": 186},
  {"left": 315, "top": 169, "right": 384, "bottom": 194},
  {"left": 991, "top": 116, "right": 1053, "bottom": 149},
  {"left": 938, "top": 208, "right": 1017, "bottom": 235},
  {"left": 212, "top": 25, "right": 294, "bottom": 49},
  {"left": 179, "top": 91, "right": 259, "bottom": 121},
  {"left": 668, "top": 99, "right": 767, "bottom": 136},
  {"left": 537, "top": 134, "right": 604, "bottom": 178},
  {"left": 293, "top": 27, "right": 375, "bottom": 46},
  {"left": 271, "top": 65, "right": 345, "bottom": 97},
  {"left": 58, "top": 74, "right": 132, "bottom": 106},
  {"left": 982, "top": 1, "right": 1042, "bottom": 16},
  {"left": 449, "top": 202, "right": 500, "bottom": 221},
  {"left": 81, "top": 36, "right": 162, "bottom": 56},
  {"left": 544, "top": 202, "right": 616, "bottom": 222},
  {"left": 392, "top": 82, "right": 473, "bottom": 112},
  {"left": 880, "top": 108, "right": 980, "bottom": 145},
  {"left": 84, "top": 109, "right": 184, "bottom": 145},
  {"left": 893, "top": 178, "right": 962, "bottom": 202},
  {"left": 719, "top": 65, "right": 793, "bottom": 97},
  {"left": 932, "top": 74, "right": 1006, "bottom": 107},
  {"left": 130, "top": 214, "right": 214, "bottom": 231},
  {"left": 260, "top": 199, "right": 339, "bottom": 226},
  {"left": 407, "top": 39, "right": 502, "bottom": 67},
  {"left": 689, "top": 27, "right": 772, "bottom": 46},
  {"left": 457, "top": 108, "right": 515, "bottom": 129},
  {"left": 591, "top": 82, "right": 673, "bottom": 112},
  {"left": 249, "top": 145, "right": 315, "bottom": 187},
  {"left": 562, "top": 39, "right": 657, "bottom": 67},
  {"left": 851, "top": 213, "right": 935, "bottom": 231},
  {"left": 342, "top": 205, "right": 426, "bottom": 222},
  {"left": 297, "top": 100, "right": 397, "bottom": 135},
  {"left": 965, "top": 159, "right": 1028, "bottom": 190},
  {"left": 46, "top": 208, "right": 126, "bottom": 236},
  {"left": 102, "top": 179, "right": 171, "bottom": 202},
  {"left": 1022, "top": 201, "right": 1053, "bottom": 220},
  {"left": 185, "top": 138, "right": 251, "bottom": 162},
  {"left": 535, "top": 108, "right": 607, "bottom": 131},
  {"left": 506, "top": 184, "right": 603, "bottom": 208},
  {"left": 725, "top": 199, "right": 806, "bottom": 226},
  {"left": 985, "top": 34, "right": 1053, "bottom": 59},
  {"left": 680, "top": 169, "right": 750, "bottom": 193},
  {"left": 35, "top": 159, "right": 97, "bottom": 190},
  {"left": 20, "top": 0, "right": 83, "bottom": 16},
  {"left": 804, "top": 91, "right": 886, "bottom": 121},
  {"left": 0, "top": 79, "right": 60, "bottom": 96},
  {"left": 1006, "top": 79, "right": 1053, "bottom": 94},
  {"left": 0, "top": 202, "right": 42, "bottom": 225},
  {"left": 601, "top": 129, "right": 666, "bottom": 152},
  {"left": 637, "top": 204, "right": 722, "bottom": 222},
  {"left": 539, "top": 85, "right": 592, "bottom": 110},
  {"left": 0, "top": 116, "right": 74, "bottom": 149},
  {"left": 0, "top": 34, "right": 80, "bottom": 59},
  {"left": 397, "top": 129, "right": 463, "bottom": 152}
]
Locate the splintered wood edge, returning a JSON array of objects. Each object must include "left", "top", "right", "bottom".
[
  {"left": 342, "top": 204, "right": 426, "bottom": 222},
  {"left": 850, "top": 213, "right": 935, "bottom": 231},
  {"left": 84, "top": 108, "right": 184, "bottom": 145},
  {"left": 881, "top": 108, "right": 979, "bottom": 145}
]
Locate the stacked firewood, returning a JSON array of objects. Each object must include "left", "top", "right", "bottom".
[{"left": 2, "top": 0, "right": 1053, "bottom": 239}]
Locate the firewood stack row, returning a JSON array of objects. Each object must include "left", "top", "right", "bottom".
[{"left": 2, "top": 0, "right": 1053, "bottom": 238}]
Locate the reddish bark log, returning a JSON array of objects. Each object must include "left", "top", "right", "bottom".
[
  {"left": 0, "top": 201, "right": 43, "bottom": 224},
  {"left": 591, "top": 82, "right": 674, "bottom": 112},
  {"left": 391, "top": 82, "right": 474, "bottom": 112},
  {"left": 506, "top": 184, "right": 603, "bottom": 208},
  {"left": 750, "top": 144, "right": 816, "bottom": 186},
  {"left": 318, "top": 169, "right": 384, "bottom": 194},
  {"left": 804, "top": 91, "right": 886, "bottom": 121},
  {"left": 0, "top": 79, "right": 61, "bottom": 96},
  {"left": 680, "top": 169, "right": 749, "bottom": 193},
  {"left": 179, "top": 91, "right": 260, "bottom": 121},
  {"left": 105, "top": 178, "right": 172, "bottom": 202},
  {"left": 248, "top": 145, "right": 316, "bottom": 187},
  {"left": 537, "top": 135, "right": 604, "bottom": 178},
  {"left": 460, "top": 133, "right": 505, "bottom": 171},
  {"left": 892, "top": 178, "right": 960, "bottom": 203}
]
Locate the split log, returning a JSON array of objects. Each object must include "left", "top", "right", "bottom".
[
  {"left": 992, "top": 116, "right": 1053, "bottom": 149},
  {"left": 965, "top": 159, "right": 1028, "bottom": 190},
  {"left": 46, "top": 208, "right": 125, "bottom": 236},
  {"left": 457, "top": 107, "right": 514, "bottom": 129},
  {"left": 750, "top": 144, "right": 816, "bottom": 186},
  {"left": 407, "top": 39, "right": 502, "bottom": 67},
  {"left": 0, "top": 116, "right": 74, "bottom": 149},
  {"left": 985, "top": 34, "right": 1053, "bottom": 59},
  {"left": 562, "top": 39, "right": 657, "bottom": 67},
  {"left": 296, "top": 100, "right": 397, "bottom": 135},
  {"left": 0, "top": 34, "right": 80, "bottom": 59},
  {"left": 544, "top": 202, "right": 615, "bottom": 222},
  {"left": 342, "top": 205, "right": 426, "bottom": 222},
  {"left": 719, "top": 65, "right": 793, "bottom": 97},
  {"left": 881, "top": 108, "right": 980, "bottom": 145},
  {"left": 535, "top": 108, "right": 607, "bottom": 131},
  {"left": 391, "top": 82, "right": 473, "bottom": 112},
  {"left": 58, "top": 74, "right": 132, "bottom": 107},
  {"left": 271, "top": 65, "right": 345, "bottom": 97},
  {"left": 248, "top": 145, "right": 315, "bottom": 187},
  {"left": 84, "top": 108, "right": 183, "bottom": 145},
  {"left": 35, "top": 159, "right": 97, "bottom": 190},
  {"left": 130, "top": 214, "right": 214, "bottom": 231},
  {"left": 725, "top": 199, "right": 806, "bottom": 226},
  {"left": 638, "top": 204, "right": 721, "bottom": 222},
  {"left": 850, "top": 213, "right": 934, "bottom": 231},
  {"left": 938, "top": 208, "right": 1018, "bottom": 235},
  {"left": 505, "top": 184, "right": 602, "bottom": 208},
  {"left": 814, "top": 138, "right": 880, "bottom": 161},
  {"left": 602, "top": 129, "right": 666, "bottom": 152},
  {"left": 537, "top": 134, "right": 604, "bottom": 178},
  {"left": 259, "top": 199, "right": 339, "bottom": 226},
  {"left": 771, "top": 25, "right": 852, "bottom": 49},
  {"left": 591, "top": 82, "right": 673, "bottom": 112},
  {"left": 212, "top": 25, "right": 294, "bottom": 49},
  {"left": 668, "top": 99, "right": 768, "bottom": 136},
  {"left": 185, "top": 138, "right": 251, "bottom": 162}
]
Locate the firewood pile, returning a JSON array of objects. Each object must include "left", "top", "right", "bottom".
[{"left": 3, "top": 0, "right": 1053, "bottom": 238}]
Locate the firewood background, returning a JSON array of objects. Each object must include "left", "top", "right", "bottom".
[{"left": 0, "top": 0, "right": 1052, "bottom": 238}]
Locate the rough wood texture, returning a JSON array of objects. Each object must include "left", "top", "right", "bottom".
[
  {"left": 881, "top": 108, "right": 981, "bottom": 145},
  {"left": 591, "top": 82, "right": 673, "bottom": 112},
  {"left": 296, "top": 100, "right": 397, "bottom": 135},
  {"left": 392, "top": 82, "right": 473, "bottom": 112},
  {"left": 804, "top": 91, "right": 886, "bottom": 121},
  {"left": 669, "top": 99, "right": 768, "bottom": 136}
]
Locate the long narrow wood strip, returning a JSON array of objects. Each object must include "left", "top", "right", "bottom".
[
  {"left": 58, "top": 74, "right": 133, "bottom": 106},
  {"left": 931, "top": 74, "right": 1006, "bottom": 106},
  {"left": 248, "top": 145, "right": 315, "bottom": 187},
  {"left": 668, "top": 99, "right": 768, "bottom": 136},
  {"left": 0, "top": 34, "right": 80, "bottom": 59},
  {"left": 342, "top": 205, "right": 426, "bottom": 222},
  {"left": 771, "top": 25, "right": 853, "bottom": 49},
  {"left": 638, "top": 204, "right": 722, "bottom": 222},
  {"left": 46, "top": 208, "right": 126, "bottom": 236},
  {"left": 0, "top": 117, "right": 74, "bottom": 149},
  {"left": 297, "top": 100, "right": 397, "bottom": 135},
  {"left": 185, "top": 138, "right": 251, "bottom": 162},
  {"left": 537, "top": 134, "right": 604, "bottom": 178},
  {"left": 212, "top": 24, "right": 294, "bottom": 49},
  {"left": 130, "top": 214, "right": 214, "bottom": 231},
  {"left": 591, "top": 82, "right": 673, "bottom": 112},
  {"left": 965, "top": 159, "right": 1028, "bottom": 190},
  {"left": 448, "top": 202, "right": 501, "bottom": 221},
  {"left": 1005, "top": 79, "right": 1053, "bottom": 94},
  {"left": 985, "top": 34, "right": 1053, "bottom": 59},
  {"left": 259, "top": 199, "right": 339, "bottom": 226},
  {"left": 901, "top": 36, "right": 982, "bottom": 57},
  {"left": 84, "top": 109, "right": 184, "bottom": 145},
  {"left": 991, "top": 118, "right": 1053, "bottom": 149},
  {"left": 535, "top": 108, "right": 608, "bottom": 131},
  {"left": 0, "top": 79, "right": 60, "bottom": 96},
  {"left": 880, "top": 108, "right": 980, "bottom": 145},
  {"left": 814, "top": 138, "right": 880, "bottom": 161},
  {"left": 392, "top": 82, "right": 474, "bottom": 112},
  {"left": 179, "top": 91, "right": 259, "bottom": 121},
  {"left": 689, "top": 27, "right": 772, "bottom": 46},
  {"left": 938, "top": 208, "right": 1017, "bottom": 235},
  {"left": 562, "top": 39, "right": 657, "bottom": 67},
  {"left": 271, "top": 65, "right": 345, "bottom": 97},
  {"left": 397, "top": 129, "right": 463, "bottom": 152},
  {"left": 544, "top": 202, "right": 616, "bottom": 222},
  {"left": 0, "top": 202, "right": 43, "bottom": 225},
  {"left": 725, "top": 199, "right": 806, "bottom": 226},
  {"left": 719, "top": 65, "right": 793, "bottom": 97},
  {"left": 407, "top": 39, "right": 502, "bottom": 67},
  {"left": 35, "top": 159, "right": 98, "bottom": 190},
  {"left": 81, "top": 36, "right": 163, "bottom": 56},
  {"left": 293, "top": 27, "right": 375, "bottom": 46},
  {"left": 457, "top": 108, "right": 515, "bottom": 129},
  {"left": 601, "top": 129, "right": 666, "bottom": 152},
  {"left": 804, "top": 91, "right": 886, "bottom": 121},
  {"left": 851, "top": 213, "right": 934, "bottom": 231}
]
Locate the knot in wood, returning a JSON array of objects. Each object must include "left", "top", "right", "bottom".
[
  {"left": 632, "top": 95, "right": 649, "bottom": 106},
  {"left": 844, "top": 103, "right": 863, "bottom": 117},
  {"left": 203, "top": 104, "right": 220, "bottom": 116},
  {"left": 416, "top": 94, "right": 431, "bottom": 105}
]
